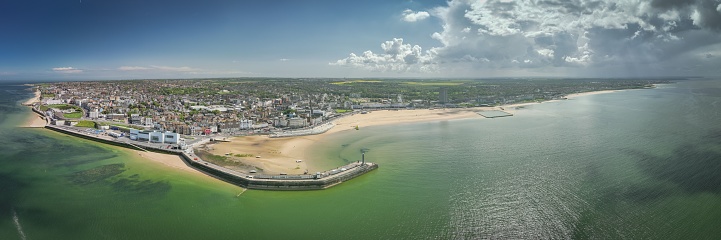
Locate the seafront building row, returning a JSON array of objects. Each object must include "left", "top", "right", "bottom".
[{"left": 35, "top": 78, "right": 664, "bottom": 140}]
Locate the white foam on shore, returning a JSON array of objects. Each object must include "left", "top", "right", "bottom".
[{"left": 12, "top": 208, "right": 27, "bottom": 240}]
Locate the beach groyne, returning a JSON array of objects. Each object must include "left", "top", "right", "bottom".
[
  {"left": 44, "top": 124, "right": 378, "bottom": 190},
  {"left": 270, "top": 122, "right": 335, "bottom": 138}
]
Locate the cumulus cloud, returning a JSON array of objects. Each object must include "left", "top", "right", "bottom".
[
  {"left": 401, "top": 9, "right": 430, "bottom": 22},
  {"left": 52, "top": 67, "right": 83, "bottom": 73},
  {"left": 118, "top": 66, "right": 151, "bottom": 71},
  {"left": 335, "top": 0, "right": 721, "bottom": 76},
  {"left": 331, "top": 38, "right": 437, "bottom": 72}
]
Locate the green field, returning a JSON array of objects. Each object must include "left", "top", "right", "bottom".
[
  {"left": 40, "top": 104, "right": 83, "bottom": 118},
  {"left": 63, "top": 112, "right": 83, "bottom": 119},
  {"left": 74, "top": 120, "right": 96, "bottom": 128}
]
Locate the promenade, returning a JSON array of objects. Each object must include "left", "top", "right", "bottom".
[
  {"left": 269, "top": 122, "right": 335, "bottom": 138},
  {"left": 42, "top": 118, "right": 377, "bottom": 190}
]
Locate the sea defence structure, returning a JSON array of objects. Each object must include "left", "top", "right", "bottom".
[
  {"left": 44, "top": 124, "right": 378, "bottom": 190},
  {"left": 270, "top": 122, "right": 335, "bottom": 138},
  {"left": 477, "top": 110, "right": 513, "bottom": 118}
]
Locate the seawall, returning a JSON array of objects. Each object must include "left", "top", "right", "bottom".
[{"left": 44, "top": 124, "right": 378, "bottom": 190}]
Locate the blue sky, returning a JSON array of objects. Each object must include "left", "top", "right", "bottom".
[{"left": 2, "top": 0, "right": 721, "bottom": 80}]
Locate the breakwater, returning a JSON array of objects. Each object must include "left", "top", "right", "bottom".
[
  {"left": 44, "top": 124, "right": 378, "bottom": 190},
  {"left": 181, "top": 153, "right": 377, "bottom": 190}
]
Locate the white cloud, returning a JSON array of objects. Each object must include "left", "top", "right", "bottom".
[
  {"left": 52, "top": 67, "right": 83, "bottom": 73},
  {"left": 118, "top": 66, "right": 151, "bottom": 71},
  {"left": 334, "top": 0, "right": 721, "bottom": 76},
  {"left": 331, "top": 38, "right": 436, "bottom": 72},
  {"left": 401, "top": 9, "right": 430, "bottom": 22},
  {"left": 279, "top": 58, "right": 290, "bottom": 62}
]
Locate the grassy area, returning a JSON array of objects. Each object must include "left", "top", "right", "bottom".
[
  {"left": 233, "top": 153, "right": 255, "bottom": 158},
  {"left": 196, "top": 150, "right": 248, "bottom": 167},
  {"left": 334, "top": 109, "right": 352, "bottom": 113},
  {"left": 75, "top": 120, "right": 96, "bottom": 128},
  {"left": 47, "top": 104, "right": 81, "bottom": 110},
  {"left": 112, "top": 125, "right": 145, "bottom": 131},
  {"left": 41, "top": 104, "right": 83, "bottom": 118},
  {"left": 64, "top": 112, "right": 83, "bottom": 119},
  {"left": 41, "top": 93, "right": 55, "bottom": 98},
  {"left": 96, "top": 121, "right": 145, "bottom": 130}
]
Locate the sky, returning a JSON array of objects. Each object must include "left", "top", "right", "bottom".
[{"left": 1, "top": 0, "right": 721, "bottom": 81}]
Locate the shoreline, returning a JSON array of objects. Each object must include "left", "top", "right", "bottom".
[
  {"left": 19, "top": 87, "right": 627, "bottom": 184},
  {"left": 19, "top": 87, "right": 46, "bottom": 128},
  {"left": 205, "top": 89, "right": 625, "bottom": 174}
]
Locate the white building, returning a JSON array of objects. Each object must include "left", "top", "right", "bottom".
[
  {"left": 130, "top": 129, "right": 180, "bottom": 144},
  {"left": 45, "top": 99, "right": 64, "bottom": 105},
  {"left": 163, "top": 132, "right": 180, "bottom": 144},
  {"left": 144, "top": 117, "right": 154, "bottom": 126},
  {"left": 89, "top": 109, "right": 100, "bottom": 119},
  {"left": 288, "top": 118, "right": 307, "bottom": 128},
  {"left": 240, "top": 119, "right": 252, "bottom": 129}
]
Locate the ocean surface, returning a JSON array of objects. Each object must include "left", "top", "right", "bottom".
[{"left": 1, "top": 80, "right": 720, "bottom": 239}]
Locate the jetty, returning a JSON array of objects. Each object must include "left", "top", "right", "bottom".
[{"left": 477, "top": 110, "right": 513, "bottom": 118}]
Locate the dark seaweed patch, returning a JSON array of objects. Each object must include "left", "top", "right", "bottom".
[
  {"left": 0, "top": 173, "right": 25, "bottom": 218},
  {"left": 110, "top": 178, "right": 171, "bottom": 196},
  {"left": 67, "top": 163, "right": 125, "bottom": 185},
  {"left": 632, "top": 130, "right": 721, "bottom": 194}
]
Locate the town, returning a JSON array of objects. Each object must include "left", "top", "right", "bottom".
[{"left": 34, "top": 77, "right": 670, "bottom": 141}]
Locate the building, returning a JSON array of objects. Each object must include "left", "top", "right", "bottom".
[
  {"left": 439, "top": 88, "right": 448, "bottom": 104},
  {"left": 129, "top": 114, "right": 142, "bottom": 125},
  {"left": 89, "top": 109, "right": 100, "bottom": 119},
  {"left": 129, "top": 129, "right": 180, "bottom": 144},
  {"left": 288, "top": 118, "right": 307, "bottom": 128}
]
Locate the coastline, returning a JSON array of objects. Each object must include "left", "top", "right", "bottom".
[
  {"left": 206, "top": 89, "right": 625, "bottom": 174},
  {"left": 19, "top": 87, "right": 46, "bottom": 128},
  {"left": 20, "top": 87, "right": 626, "bottom": 184}
]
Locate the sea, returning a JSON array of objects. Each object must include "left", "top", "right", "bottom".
[{"left": 1, "top": 79, "right": 720, "bottom": 239}]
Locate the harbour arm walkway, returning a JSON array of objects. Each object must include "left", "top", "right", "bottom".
[{"left": 38, "top": 109, "right": 377, "bottom": 190}]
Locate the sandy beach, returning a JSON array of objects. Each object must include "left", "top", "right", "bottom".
[
  {"left": 205, "top": 107, "right": 494, "bottom": 174},
  {"left": 204, "top": 89, "right": 625, "bottom": 174},
  {"left": 19, "top": 88, "right": 47, "bottom": 128},
  {"left": 22, "top": 87, "right": 41, "bottom": 105},
  {"left": 202, "top": 135, "right": 318, "bottom": 174},
  {"left": 129, "top": 149, "right": 224, "bottom": 179}
]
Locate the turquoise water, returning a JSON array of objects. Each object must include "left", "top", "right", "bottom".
[{"left": 1, "top": 80, "right": 720, "bottom": 239}]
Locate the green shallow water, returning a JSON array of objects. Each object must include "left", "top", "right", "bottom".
[{"left": 1, "top": 80, "right": 721, "bottom": 239}]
